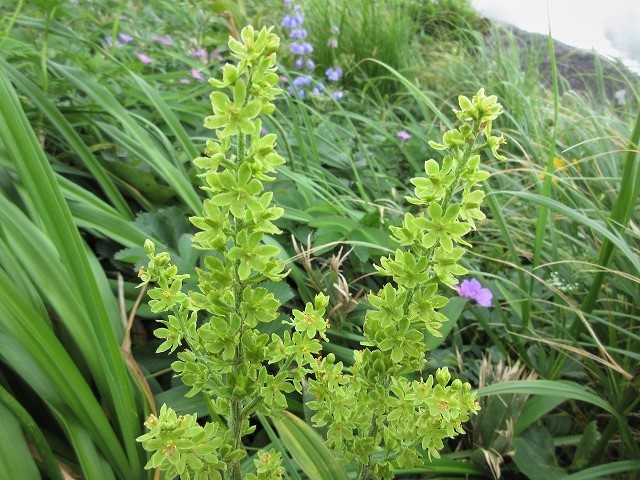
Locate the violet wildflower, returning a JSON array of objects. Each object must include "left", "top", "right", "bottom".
[
  {"left": 288, "top": 86, "right": 306, "bottom": 99},
  {"left": 331, "top": 90, "right": 344, "bottom": 100},
  {"left": 180, "top": 78, "right": 190, "bottom": 84},
  {"left": 290, "top": 28, "right": 308, "bottom": 39},
  {"left": 325, "top": 67, "right": 343, "bottom": 82},
  {"left": 190, "top": 69, "right": 204, "bottom": 81},
  {"left": 118, "top": 33, "right": 133, "bottom": 42},
  {"left": 306, "top": 59, "right": 315, "bottom": 70},
  {"left": 292, "top": 75, "right": 313, "bottom": 88},
  {"left": 295, "top": 58, "right": 304, "bottom": 69},
  {"left": 105, "top": 36, "right": 124, "bottom": 48},
  {"left": 456, "top": 279, "right": 493, "bottom": 307},
  {"left": 290, "top": 42, "right": 313, "bottom": 55},
  {"left": 396, "top": 130, "right": 411, "bottom": 140},
  {"left": 137, "top": 53, "right": 153, "bottom": 64},
  {"left": 282, "top": 14, "right": 304, "bottom": 29},
  {"left": 193, "top": 48, "right": 207, "bottom": 58},
  {"left": 151, "top": 35, "right": 173, "bottom": 46}
]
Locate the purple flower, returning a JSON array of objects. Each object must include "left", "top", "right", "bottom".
[
  {"left": 105, "top": 36, "right": 124, "bottom": 48},
  {"left": 137, "top": 53, "right": 153, "bottom": 64},
  {"left": 456, "top": 278, "right": 493, "bottom": 307},
  {"left": 119, "top": 15, "right": 127, "bottom": 20},
  {"left": 325, "top": 67, "right": 343, "bottom": 82},
  {"left": 180, "top": 78, "right": 190, "bottom": 84},
  {"left": 288, "top": 86, "right": 306, "bottom": 99},
  {"left": 331, "top": 90, "right": 344, "bottom": 100},
  {"left": 118, "top": 33, "right": 134, "bottom": 42},
  {"left": 306, "top": 59, "right": 315, "bottom": 70},
  {"left": 282, "top": 14, "right": 304, "bottom": 29},
  {"left": 193, "top": 48, "right": 207, "bottom": 58},
  {"left": 290, "top": 28, "right": 307, "bottom": 39},
  {"left": 151, "top": 35, "right": 173, "bottom": 46},
  {"left": 327, "top": 38, "right": 338, "bottom": 49},
  {"left": 290, "top": 42, "right": 313, "bottom": 55},
  {"left": 292, "top": 75, "right": 312, "bottom": 88},
  {"left": 295, "top": 58, "right": 304, "bottom": 69},
  {"left": 396, "top": 130, "right": 411, "bottom": 140},
  {"left": 311, "top": 87, "right": 323, "bottom": 97},
  {"left": 190, "top": 69, "right": 204, "bottom": 81}
]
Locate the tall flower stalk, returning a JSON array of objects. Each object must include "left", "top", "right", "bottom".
[
  {"left": 136, "top": 24, "right": 505, "bottom": 480},
  {"left": 136, "top": 26, "right": 328, "bottom": 480},
  {"left": 307, "top": 89, "right": 505, "bottom": 480}
]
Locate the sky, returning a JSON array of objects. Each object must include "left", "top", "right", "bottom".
[{"left": 469, "top": 0, "right": 640, "bottom": 72}]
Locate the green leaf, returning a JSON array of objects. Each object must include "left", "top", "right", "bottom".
[
  {"left": 512, "top": 426, "right": 566, "bottom": 479},
  {"left": 424, "top": 297, "right": 467, "bottom": 350},
  {"left": 571, "top": 421, "right": 599, "bottom": 470},
  {"left": 0, "top": 403, "right": 40, "bottom": 480},
  {"left": 273, "top": 412, "right": 349, "bottom": 480}
]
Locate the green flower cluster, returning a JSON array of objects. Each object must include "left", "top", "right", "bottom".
[
  {"left": 307, "top": 89, "right": 505, "bottom": 480},
  {"left": 135, "top": 23, "right": 505, "bottom": 480},
  {"left": 136, "top": 26, "right": 328, "bottom": 480}
]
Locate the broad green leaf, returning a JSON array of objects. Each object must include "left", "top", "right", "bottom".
[{"left": 512, "top": 426, "right": 566, "bottom": 479}]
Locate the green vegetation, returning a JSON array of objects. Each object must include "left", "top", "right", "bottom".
[{"left": 0, "top": 0, "right": 638, "bottom": 479}]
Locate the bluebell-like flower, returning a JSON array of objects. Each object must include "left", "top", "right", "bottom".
[
  {"left": 306, "top": 59, "right": 315, "bottom": 70},
  {"left": 331, "top": 91, "right": 344, "bottom": 100},
  {"left": 282, "top": 14, "right": 304, "bottom": 29},
  {"left": 288, "top": 86, "right": 306, "bottom": 99},
  {"left": 290, "top": 28, "right": 308, "bottom": 39},
  {"left": 325, "top": 67, "right": 343, "bottom": 82},
  {"left": 290, "top": 42, "right": 313, "bottom": 55},
  {"left": 293, "top": 75, "right": 313, "bottom": 88},
  {"left": 295, "top": 58, "right": 304, "bottom": 69}
]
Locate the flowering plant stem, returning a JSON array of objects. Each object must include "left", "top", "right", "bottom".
[{"left": 135, "top": 25, "right": 506, "bottom": 480}]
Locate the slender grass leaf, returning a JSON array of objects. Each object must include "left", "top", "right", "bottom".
[{"left": 273, "top": 411, "right": 349, "bottom": 480}]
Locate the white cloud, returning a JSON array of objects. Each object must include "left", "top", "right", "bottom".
[{"left": 470, "top": 0, "right": 640, "bottom": 68}]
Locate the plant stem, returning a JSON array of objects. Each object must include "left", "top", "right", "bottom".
[
  {"left": 228, "top": 133, "right": 247, "bottom": 480},
  {"left": 440, "top": 119, "right": 481, "bottom": 212}
]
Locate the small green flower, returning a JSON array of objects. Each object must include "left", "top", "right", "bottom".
[{"left": 416, "top": 203, "right": 470, "bottom": 252}]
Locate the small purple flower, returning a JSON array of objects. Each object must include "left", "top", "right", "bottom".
[
  {"left": 284, "top": 0, "right": 292, "bottom": 5},
  {"left": 105, "top": 37, "right": 121, "bottom": 48},
  {"left": 306, "top": 59, "right": 315, "bottom": 70},
  {"left": 327, "top": 38, "right": 338, "bottom": 49},
  {"left": 151, "top": 35, "right": 173, "bottom": 46},
  {"left": 193, "top": 48, "right": 207, "bottom": 58},
  {"left": 180, "top": 78, "right": 190, "bottom": 84},
  {"left": 119, "top": 14, "right": 127, "bottom": 20},
  {"left": 293, "top": 75, "right": 313, "bottom": 88},
  {"left": 290, "top": 42, "right": 313, "bottom": 55},
  {"left": 396, "top": 130, "right": 411, "bottom": 140},
  {"left": 311, "top": 87, "right": 323, "bottom": 97},
  {"left": 331, "top": 90, "right": 344, "bottom": 100},
  {"left": 456, "top": 278, "right": 493, "bottom": 307},
  {"left": 260, "top": 128, "right": 266, "bottom": 134},
  {"left": 288, "top": 86, "right": 306, "bottom": 99},
  {"left": 282, "top": 14, "right": 304, "bottom": 29},
  {"left": 290, "top": 28, "right": 308, "bottom": 39},
  {"left": 325, "top": 67, "right": 343, "bottom": 82},
  {"left": 295, "top": 58, "right": 304, "bottom": 69},
  {"left": 190, "top": 69, "right": 204, "bottom": 81},
  {"left": 118, "top": 33, "right": 134, "bottom": 42},
  {"left": 137, "top": 53, "right": 153, "bottom": 64}
]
